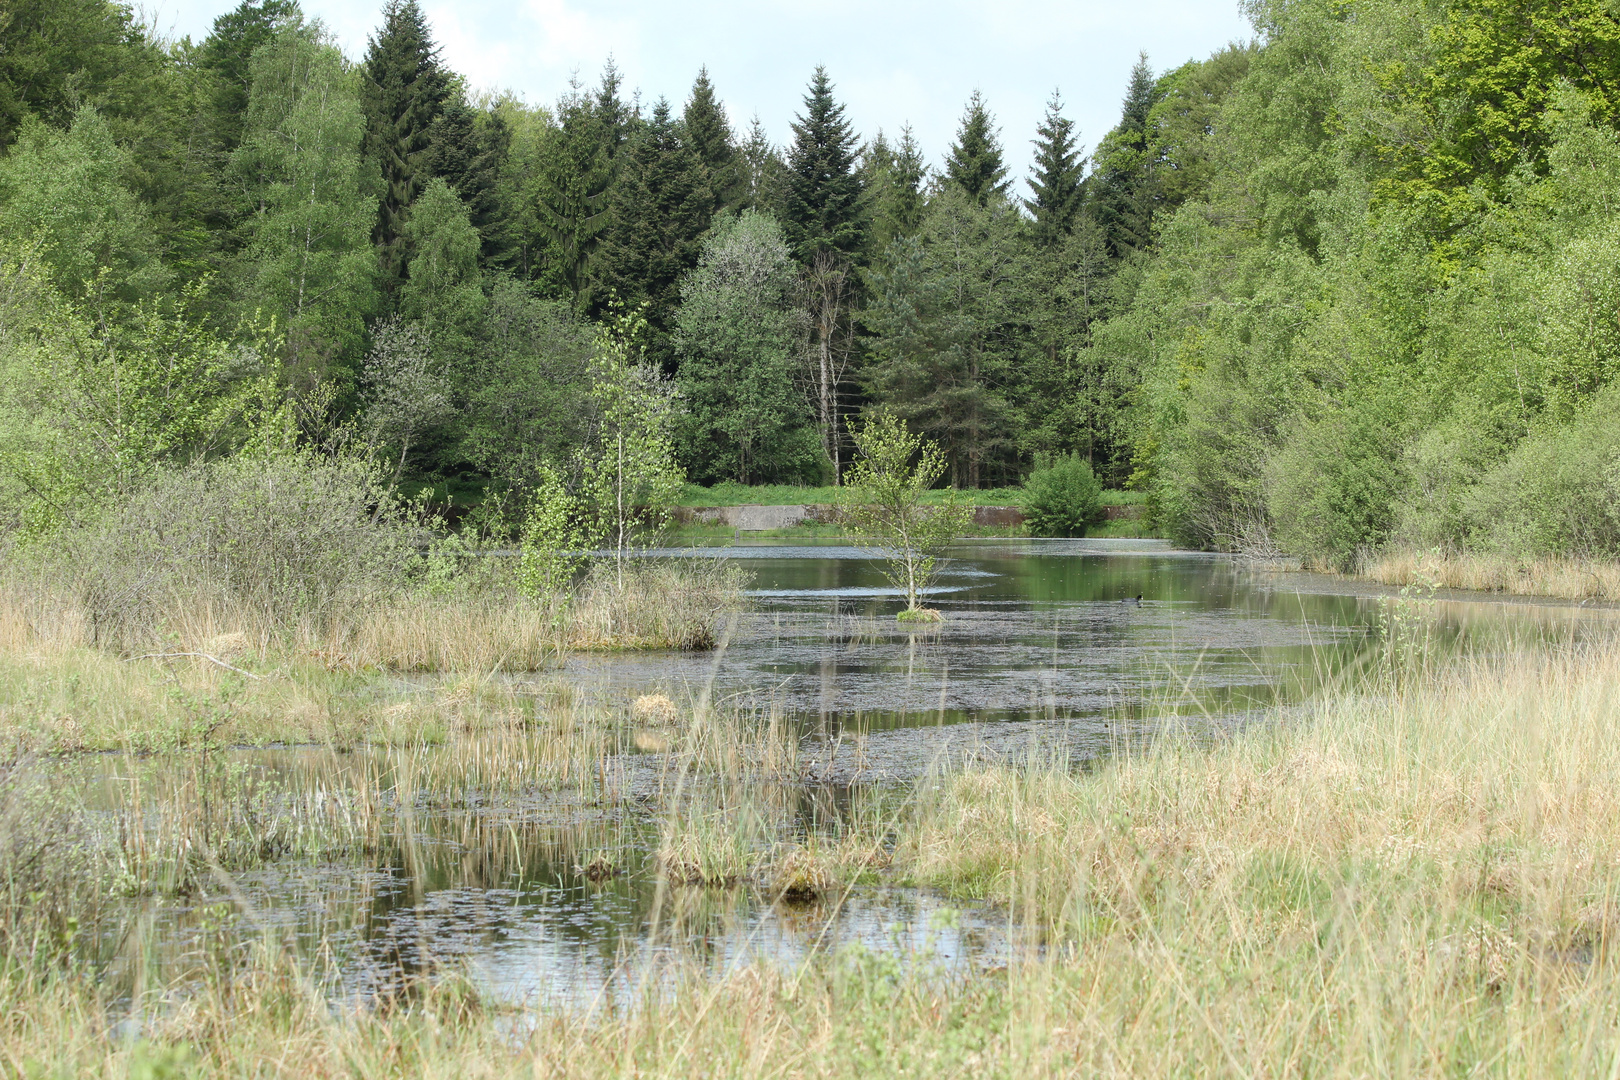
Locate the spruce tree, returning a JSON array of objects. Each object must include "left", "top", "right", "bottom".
[
  {"left": 864, "top": 124, "right": 927, "bottom": 255},
  {"left": 783, "top": 66, "right": 864, "bottom": 261},
  {"left": 944, "top": 91, "right": 1010, "bottom": 206},
  {"left": 683, "top": 67, "right": 740, "bottom": 214},
  {"left": 1090, "top": 52, "right": 1164, "bottom": 259},
  {"left": 1025, "top": 89, "right": 1085, "bottom": 246},
  {"left": 740, "top": 115, "right": 788, "bottom": 218},
  {"left": 362, "top": 0, "right": 450, "bottom": 306},
  {"left": 597, "top": 98, "right": 712, "bottom": 370},
  {"left": 199, "top": 0, "right": 302, "bottom": 152},
  {"left": 425, "top": 96, "right": 511, "bottom": 268},
  {"left": 533, "top": 65, "right": 636, "bottom": 308}
]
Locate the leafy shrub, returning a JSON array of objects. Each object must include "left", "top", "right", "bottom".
[
  {"left": 1265, "top": 404, "right": 1405, "bottom": 571},
  {"left": 45, "top": 454, "right": 426, "bottom": 650},
  {"left": 1021, "top": 456, "right": 1103, "bottom": 537},
  {"left": 1463, "top": 385, "right": 1620, "bottom": 557}
]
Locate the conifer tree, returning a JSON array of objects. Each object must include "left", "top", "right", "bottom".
[
  {"left": 739, "top": 115, "right": 788, "bottom": 218},
  {"left": 199, "top": 0, "right": 302, "bottom": 152},
  {"left": 864, "top": 124, "right": 927, "bottom": 256},
  {"left": 944, "top": 91, "right": 1010, "bottom": 206},
  {"left": 1025, "top": 90, "right": 1085, "bottom": 246},
  {"left": 1090, "top": 52, "right": 1164, "bottom": 259},
  {"left": 361, "top": 0, "right": 450, "bottom": 306},
  {"left": 683, "top": 67, "right": 740, "bottom": 215},
  {"left": 425, "top": 95, "right": 510, "bottom": 267},
  {"left": 783, "top": 66, "right": 864, "bottom": 261},
  {"left": 597, "top": 98, "right": 712, "bottom": 371},
  {"left": 533, "top": 66, "right": 636, "bottom": 309}
]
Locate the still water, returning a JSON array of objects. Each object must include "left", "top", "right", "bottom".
[{"left": 75, "top": 539, "right": 1612, "bottom": 1012}]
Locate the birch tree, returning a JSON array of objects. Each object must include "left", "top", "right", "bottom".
[{"left": 234, "top": 22, "right": 377, "bottom": 368}]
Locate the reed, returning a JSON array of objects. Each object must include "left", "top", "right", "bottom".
[{"left": 1362, "top": 545, "right": 1620, "bottom": 601}]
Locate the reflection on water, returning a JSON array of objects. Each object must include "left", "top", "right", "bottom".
[{"left": 62, "top": 539, "right": 1619, "bottom": 1013}]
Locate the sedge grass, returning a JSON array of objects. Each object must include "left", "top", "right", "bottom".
[
  {"left": 5, "top": 623, "right": 1620, "bottom": 1072},
  {"left": 1363, "top": 546, "right": 1620, "bottom": 602}
]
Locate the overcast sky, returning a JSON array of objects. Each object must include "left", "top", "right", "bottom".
[{"left": 144, "top": 0, "right": 1256, "bottom": 185}]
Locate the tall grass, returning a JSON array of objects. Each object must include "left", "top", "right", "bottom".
[
  {"left": 6, "top": 608, "right": 1620, "bottom": 1072},
  {"left": 1364, "top": 545, "right": 1620, "bottom": 602}
]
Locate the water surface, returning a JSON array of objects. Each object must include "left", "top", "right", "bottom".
[{"left": 70, "top": 538, "right": 1615, "bottom": 1013}]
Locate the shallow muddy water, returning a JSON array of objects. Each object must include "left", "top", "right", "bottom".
[{"left": 63, "top": 539, "right": 1618, "bottom": 1012}]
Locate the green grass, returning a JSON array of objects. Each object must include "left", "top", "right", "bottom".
[{"left": 679, "top": 481, "right": 1148, "bottom": 509}]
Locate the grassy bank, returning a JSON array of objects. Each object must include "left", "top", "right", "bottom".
[
  {"left": 2, "top": 611, "right": 1619, "bottom": 1072},
  {"left": 679, "top": 481, "right": 1149, "bottom": 509},
  {"left": 1363, "top": 547, "right": 1620, "bottom": 603}
]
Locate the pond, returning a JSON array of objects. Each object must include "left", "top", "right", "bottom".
[{"left": 59, "top": 539, "right": 1615, "bottom": 1014}]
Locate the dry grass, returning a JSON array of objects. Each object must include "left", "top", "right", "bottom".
[
  {"left": 1363, "top": 546, "right": 1620, "bottom": 601},
  {"left": 11, "top": 612, "right": 1620, "bottom": 1072}
]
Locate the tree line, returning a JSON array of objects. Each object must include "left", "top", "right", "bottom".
[{"left": 3, "top": 0, "right": 1619, "bottom": 567}]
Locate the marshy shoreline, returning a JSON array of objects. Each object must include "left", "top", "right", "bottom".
[{"left": 2, "top": 538, "right": 1620, "bottom": 1077}]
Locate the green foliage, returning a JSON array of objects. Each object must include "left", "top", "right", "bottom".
[
  {"left": 46, "top": 452, "right": 423, "bottom": 649},
  {"left": 358, "top": 318, "right": 454, "bottom": 489},
  {"left": 944, "top": 91, "right": 1010, "bottom": 206},
  {"left": 579, "top": 319, "right": 685, "bottom": 571},
  {"left": 1463, "top": 383, "right": 1620, "bottom": 557},
  {"left": 530, "top": 65, "right": 634, "bottom": 308},
  {"left": 361, "top": 0, "right": 450, "bottom": 303},
  {"left": 1024, "top": 91, "right": 1084, "bottom": 246},
  {"left": 233, "top": 23, "right": 376, "bottom": 370},
  {"left": 516, "top": 463, "right": 588, "bottom": 604},
  {"left": 1266, "top": 401, "right": 1407, "bottom": 571},
  {"left": 397, "top": 176, "right": 486, "bottom": 355},
  {"left": 1090, "top": 53, "right": 1166, "bottom": 259},
  {"left": 864, "top": 187, "right": 1028, "bottom": 488},
  {"left": 843, "top": 410, "right": 972, "bottom": 614},
  {"left": 683, "top": 68, "right": 740, "bottom": 214},
  {"left": 199, "top": 0, "right": 303, "bottom": 152},
  {"left": 456, "top": 279, "right": 595, "bottom": 491},
  {"left": 862, "top": 126, "right": 927, "bottom": 254},
  {"left": 2, "top": 0, "right": 1616, "bottom": 576},
  {"left": 596, "top": 98, "right": 713, "bottom": 367},
  {"left": 674, "top": 211, "right": 819, "bottom": 484},
  {"left": 0, "top": 108, "right": 165, "bottom": 308},
  {"left": 0, "top": 252, "right": 276, "bottom": 533},
  {"left": 0, "top": 0, "right": 159, "bottom": 146},
  {"left": 784, "top": 67, "right": 864, "bottom": 262},
  {"left": 1021, "top": 456, "right": 1103, "bottom": 538}
]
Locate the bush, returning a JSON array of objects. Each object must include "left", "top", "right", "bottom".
[
  {"left": 1264, "top": 402, "right": 1405, "bottom": 571},
  {"left": 1463, "top": 385, "right": 1620, "bottom": 557},
  {"left": 41, "top": 454, "right": 426, "bottom": 650},
  {"left": 1021, "top": 456, "right": 1103, "bottom": 537}
]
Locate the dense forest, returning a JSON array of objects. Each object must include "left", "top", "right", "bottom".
[{"left": 2, "top": 0, "right": 1618, "bottom": 570}]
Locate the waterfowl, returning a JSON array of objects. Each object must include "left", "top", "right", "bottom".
[{"left": 1119, "top": 594, "right": 1143, "bottom": 605}]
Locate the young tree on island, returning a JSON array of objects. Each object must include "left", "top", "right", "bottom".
[{"left": 844, "top": 410, "right": 972, "bottom": 621}]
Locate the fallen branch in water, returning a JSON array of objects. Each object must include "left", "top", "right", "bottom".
[{"left": 122, "top": 652, "right": 264, "bottom": 680}]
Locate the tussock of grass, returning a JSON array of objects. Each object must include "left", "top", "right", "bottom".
[{"left": 1364, "top": 546, "right": 1620, "bottom": 601}]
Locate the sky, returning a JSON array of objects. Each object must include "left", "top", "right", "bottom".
[{"left": 144, "top": 0, "right": 1256, "bottom": 185}]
